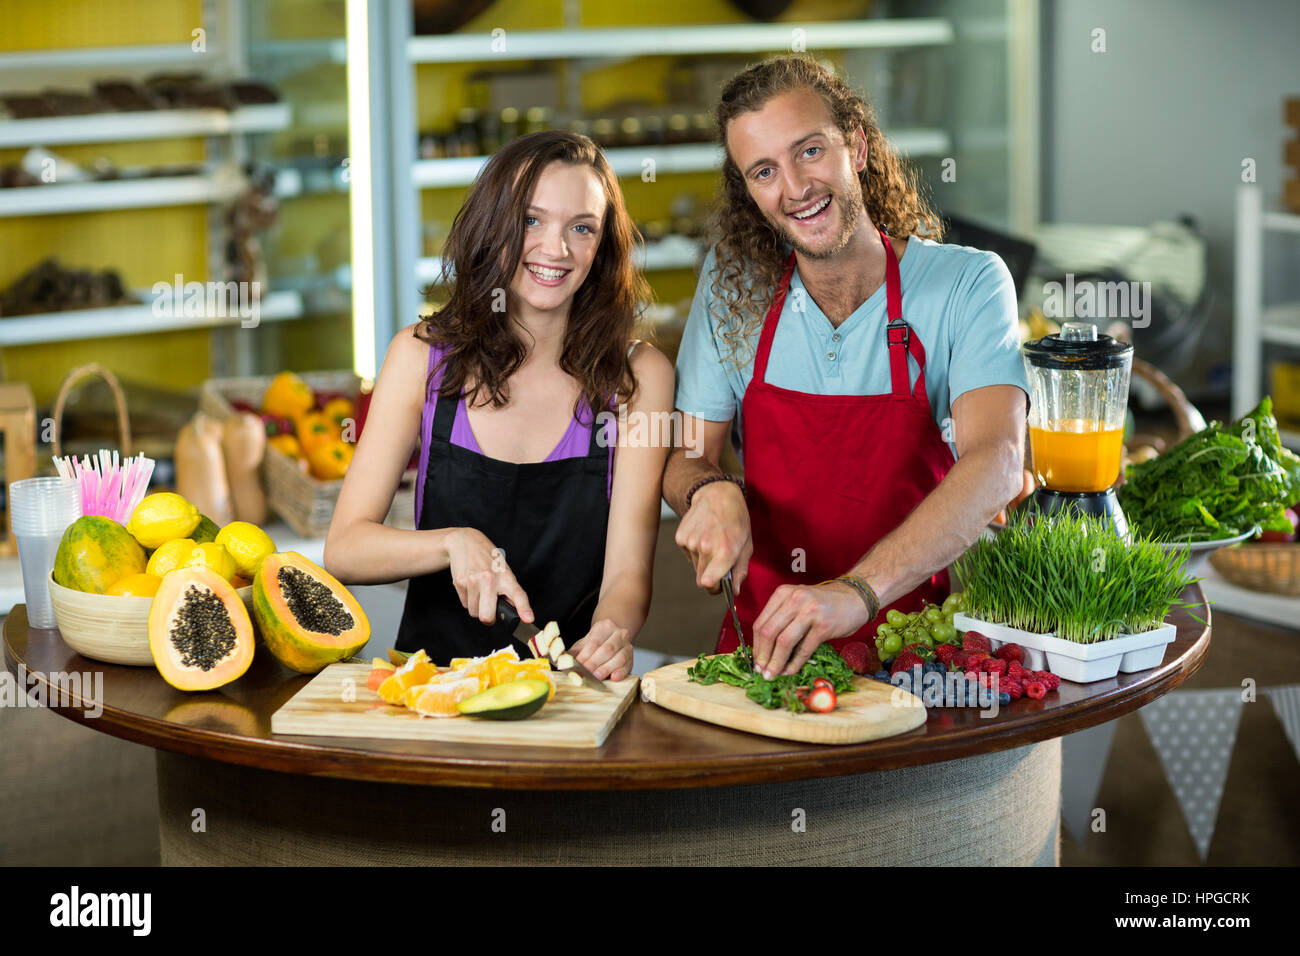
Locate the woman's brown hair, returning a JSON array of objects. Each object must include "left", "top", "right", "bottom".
[
  {"left": 709, "top": 55, "right": 943, "bottom": 366},
  {"left": 417, "top": 129, "right": 647, "bottom": 416}
]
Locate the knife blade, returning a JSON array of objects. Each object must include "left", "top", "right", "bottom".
[
  {"left": 496, "top": 597, "right": 612, "bottom": 693},
  {"left": 721, "top": 570, "right": 757, "bottom": 675}
]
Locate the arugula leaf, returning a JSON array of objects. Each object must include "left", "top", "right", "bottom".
[{"left": 687, "top": 643, "right": 856, "bottom": 714}]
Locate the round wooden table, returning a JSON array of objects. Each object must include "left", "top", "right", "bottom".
[{"left": 4, "top": 590, "right": 1210, "bottom": 866}]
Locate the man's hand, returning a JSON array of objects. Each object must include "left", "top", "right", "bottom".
[
  {"left": 674, "top": 480, "right": 752, "bottom": 594},
  {"left": 569, "top": 619, "right": 633, "bottom": 682},
  {"left": 752, "top": 581, "right": 870, "bottom": 678}
]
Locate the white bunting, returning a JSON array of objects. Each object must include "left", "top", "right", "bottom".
[
  {"left": 1138, "top": 689, "right": 1243, "bottom": 860},
  {"left": 1266, "top": 684, "right": 1300, "bottom": 767},
  {"left": 1060, "top": 721, "right": 1117, "bottom": 844}
]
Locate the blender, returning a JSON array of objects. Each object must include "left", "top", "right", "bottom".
[{"left": 1022, "top": 321, "right": 1134, "bottom": 535}]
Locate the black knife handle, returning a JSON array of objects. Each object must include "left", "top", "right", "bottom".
[{"left": 496, "top": 596, "right": 520, "bottom": 627}]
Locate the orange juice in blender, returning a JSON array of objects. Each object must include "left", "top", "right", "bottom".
[{"left": 1029, "top": 419, "right": 1124, "bottom": 492}]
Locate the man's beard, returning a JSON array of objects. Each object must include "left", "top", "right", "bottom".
[{"left": 772, "top": 189, "right": 863, "bottom": 261}]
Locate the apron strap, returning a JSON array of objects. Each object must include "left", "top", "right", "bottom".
[
  {"left": 879, "top": 228, "right": 930, "bottom": 401},
  {"left": 752, "top": 252, "right": 798, "bottom": 384}
]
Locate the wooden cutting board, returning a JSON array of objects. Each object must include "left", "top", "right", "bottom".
[
  {"left": 271, "top": 663, "right": 638, "bottom": 748},
  {"left": 640, "top": 659, "right": 927, "bottom": 744}
]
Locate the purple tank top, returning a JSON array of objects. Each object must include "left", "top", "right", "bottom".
[{"left": 414, "top": 342, "right": 616, "bottom": 526}]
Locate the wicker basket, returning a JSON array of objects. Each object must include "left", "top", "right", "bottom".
[
  {"left": 1209, "top": 541, "right": 1300, "bottom": 595},
  {"left": 199, "top": 371, "right": 417, "bottom": 538}
]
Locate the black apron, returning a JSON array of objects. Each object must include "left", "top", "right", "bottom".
[{"left": 395, "top": 388, "right": 611, "bottom": 662}]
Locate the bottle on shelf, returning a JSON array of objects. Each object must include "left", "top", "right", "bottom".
[{"left": 499, "top": 107, "right": 521, "bottom": 144}]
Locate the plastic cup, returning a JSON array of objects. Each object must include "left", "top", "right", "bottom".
[{"left": 9, "top": 477, "right": 82, "bottom": 629}]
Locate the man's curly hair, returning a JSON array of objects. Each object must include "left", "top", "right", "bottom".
[{"left": 709, "top": 55, "right": 943, "bottom": 367}]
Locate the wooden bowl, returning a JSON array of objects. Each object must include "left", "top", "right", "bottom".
[{"left": 48, "top": 571, "right": 255, "bottom": 667}]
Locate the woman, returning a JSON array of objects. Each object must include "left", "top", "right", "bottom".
[{"left": 324, "top": 131, "right": 673, "bottom": 682}]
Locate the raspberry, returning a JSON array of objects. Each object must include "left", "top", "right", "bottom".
[
  {"left": 1024, "top": 681, "right": 1047, "bottom": 700},
  {"left": 994, "top": 643, "right": 1025, "bottom": 664},
  {"left": 962, "top": 632, "right": 993, "bottom": 654},
  {"left": 1006, "top": 660, "right": 1027, "bottom": 681},
  {"left": 1031, "top": 671, "right": 1061, "bottom": 691},
  {"left": 982, "top": 658, "right": 1007, "bottom": 676},
  {"left": 891, "top": 650, "right": 925, "bottom": 676},
  {"left": 840, "top": 642, "right": 873, "bottom": 674},
  {"left": 964, "top": 669, "right": 981, "bottom": 683},
  {"left": 1002, "top": 679, "right": 1023, "bottom": 700}
]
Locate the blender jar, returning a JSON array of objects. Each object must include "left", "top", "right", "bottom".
[{"left": 1023, "top": 322, "right": 1134, "bottom": 494}]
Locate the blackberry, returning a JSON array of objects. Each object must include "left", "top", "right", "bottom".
[
  {"left": 169, "top": 585, "right": 237, "bottom": 671},
  {"left": 279, "top": 566, "right": 354, "bottom": 635}
]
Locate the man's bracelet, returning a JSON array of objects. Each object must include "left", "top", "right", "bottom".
[
  {"left": 683, "top": 474, "right": 745, "bottom": 513},
  {"left": 831, "top": 574, "right": 880, "bottom": 622}
]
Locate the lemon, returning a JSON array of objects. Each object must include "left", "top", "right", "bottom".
[
  {"left": 214, "top": 522, "right": 276, "bottom": 578},
  {"left": 146, "top": 538, "right": 198, "bottom": 577},
  {"left": 127, "top": 493, "right": 200, "bottom": 549},
  {"left": 105, "top": 573, "right": 162, "bottom": 597},
  {"left": 185, "top": 542, "right": 238, "bottom": 582}
]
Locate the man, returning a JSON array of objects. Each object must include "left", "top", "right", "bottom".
[{"left": 664, "top": 55, "right": 1028, "bottom": 680}]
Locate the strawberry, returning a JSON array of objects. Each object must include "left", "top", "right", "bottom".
[
  {"left": 840, "top": 641, "right": 875, "bottom": 675},
  {"left": 994, "top": 643, "right": 1025, "bottom": 664},
  {"left": 934, "top": 644, "right": 958, "bottom": 666},
  {"left": 805, "top": 685, "right": 837, "bottom": 713},
  {"left": 962, "top": 632, "right": 993, "bottom": 654},
  {"left": 891, "top": 650, "right": 925, "bottom": 676}
]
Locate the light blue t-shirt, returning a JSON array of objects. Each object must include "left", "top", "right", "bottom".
[{"left": 674, "top": 237, "right": 1028, "bottom": 457}]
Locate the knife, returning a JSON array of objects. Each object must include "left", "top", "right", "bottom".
[
  {"left": 496, "top": 597, "right": 612, "bottom": 694},
  {"left": 721, "top": 570, "right": 757, "bottom": 675}
]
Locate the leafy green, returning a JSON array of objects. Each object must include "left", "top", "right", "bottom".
[
  {"left": 687, "top": 643, "right": 856, "bottom": 713},
  {"left": 1118, "top": 397, "right": 1300, "bottom": 542},
  {"left": 954, "top": 510, "right": 1198, "bottom": 643}
]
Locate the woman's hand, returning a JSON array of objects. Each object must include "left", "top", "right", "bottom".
[
  {"left": 445, "top": 527, "right": 534, "bottom": 626},
  {"left": 569, "top": 619, "right": 633, "bottom": 681}
]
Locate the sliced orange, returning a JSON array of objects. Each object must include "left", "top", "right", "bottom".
[
  {"left": 449, "top": 646, "right": 518, "bottom": 671},
  {"left": 490, "top": 658, "right": 556, "bottom": 698},
  {"left": 408, "top": 677, "right": 483, "bottom": 718},
  {"left": 377, "top": 650, "right": 435, "bottom": 704}
]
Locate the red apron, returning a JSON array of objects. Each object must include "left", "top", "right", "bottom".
[{"left": 718, "top": 227, "right": 955, "bottom": 653}]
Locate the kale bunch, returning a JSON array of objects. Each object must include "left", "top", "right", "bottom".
[{"left": 1119, "top": 397, "right": 1300, "bottom": 542}]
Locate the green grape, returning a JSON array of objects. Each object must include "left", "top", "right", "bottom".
[
  {"left": 882, "top": 633, "right": 903, "bottom": 655},
  {"left": 886, "top": 608, "right": 906, "bottom": 627}
]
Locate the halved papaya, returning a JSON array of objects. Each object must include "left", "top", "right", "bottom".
[
  {"left": 252, "top": 551, "right": 370, "bottom": 674},
  {"left": 149, "top": 566, "right": 255, "bottom": 691}
]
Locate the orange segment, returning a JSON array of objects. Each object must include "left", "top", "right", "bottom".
[
  {"left": 408, "top": 677, "right": 483, "bottom": 718},
  {"left": 377, "top": 650, "right": 435, "bottom": 704},
  {"left": 490, "top": 658, "right": 555, "bottom": 698}
]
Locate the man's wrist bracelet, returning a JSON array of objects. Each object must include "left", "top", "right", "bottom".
[
  {"left": 833, "top": 574, "right": 880, "bottom": 622},
  {"left": 684, "top": 474, "right": 745, "bottom": 513}
]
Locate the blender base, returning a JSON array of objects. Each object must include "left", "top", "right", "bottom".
[{"left": 1026, "top": 488, "right": 1129, "bottom": 538}]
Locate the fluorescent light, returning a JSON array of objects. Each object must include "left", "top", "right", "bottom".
[{"left": 345, "top": 0, "right": 376, "bottom": 380}]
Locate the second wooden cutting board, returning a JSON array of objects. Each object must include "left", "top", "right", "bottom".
[{"left": 640, "top": 658, "right": 927, "bottom": 744}]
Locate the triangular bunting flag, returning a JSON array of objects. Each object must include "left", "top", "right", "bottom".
[
  {"left": 1139, "top": 689, "right": 1243, "bottom": 860},
  {"left": 1061, "top": 721, "right": 1117, "bottom": 844},
  {"left": 1265, "top": 684, "right": 1300, "bottom": 768}
]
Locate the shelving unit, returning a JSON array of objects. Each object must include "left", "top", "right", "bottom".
[
  {"left": 0, "top": 103, "right": 291, "bottom": 148},
  {"left": 411, "top": 131, "right": 952, "bottom": 190},
  {"left": 0, "top": 169, "right": 245, "bottom": 217},
  {"left": 1232, "top": 185, "right": 1300, "bottom": 434},
  {"left": 0, "top": 291, "right": 303, "bottom": 346},
  {"left": 334, "top": 6, "right": 1032, "bottom": 377},
  {"left": 406, "top": 20, "right": 954, "bottom": 62}
]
